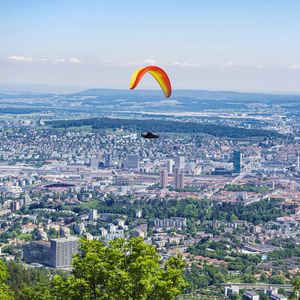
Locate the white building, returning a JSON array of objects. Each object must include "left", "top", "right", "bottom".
[{"left": 125, "top": 154, "right": 139, "bottom": 170}]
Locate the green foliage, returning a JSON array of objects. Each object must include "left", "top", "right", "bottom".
[
  {"left": 257, "top": 291, "right": 268, "bottom": 300},
  {"left": 6, "top": 261, "right": 54, "bottom": 300},
  {"left": 17, "top": 284, "right": 55, "bottom": 300},
  {"left": 48, "top": 117, "right": 281, "bottom": 139},
  {"left": 185, "top": 264, "right": 227, "bottom": 293},
  {"left": 268, "top": 244, "right": 300, "bottom": 261},
  {"left": 225, "top": 184, "right": 270, "bottom": 193},
  {"left": 270, "top": 274, "right": 286, "bottom": 284},
  {"left": 53, "top": 237, "right": 188, "bottom": 300},
  {"left": 212, "top": 199, "right": 294, "bottom": 224},
  {"left": 241, "top": 273, "right": 256, "bottom": 283},
  {"left": 0, "top": 260, "right": 14, "bottom": 300},
  {"left": 290, "top": 276, "right": 300, "bottom": 300}
]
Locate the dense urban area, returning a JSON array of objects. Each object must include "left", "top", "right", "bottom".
[{"left": 0, "top": 89, "right": 300, "bottom": 299}]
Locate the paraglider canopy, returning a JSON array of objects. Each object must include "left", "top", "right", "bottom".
[{"left": 129, "top": 66, "right": 172, "bottom": 98}]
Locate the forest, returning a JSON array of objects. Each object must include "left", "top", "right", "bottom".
[{"left": 47, "top": 117, "right": 282, "bottom": 139}]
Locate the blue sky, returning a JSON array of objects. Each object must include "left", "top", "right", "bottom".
[{"left": 1, "top": 1, "right": 300, "bottom": 92}]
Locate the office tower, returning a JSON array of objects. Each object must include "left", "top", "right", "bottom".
[
  {"left": 160, "top": 168, "right": 168, "bottom": 189},
  {"left": 50, "top": 237, "right": 79, "bottom": 268},
  {"left": 89, "top": 209, "right": 98, "bottom": 221},
  {"left": 167, "top": 159, "right": 174, "bottom": 174},
  {"left": 233, "top": 151, "right": 242, "bottom": 173},
  {"left": 125, "top": 154, "right": 139, "bottom": 170},
  {"left": 10, "top": 201, "right": 20, "bottom": 212},
  {"left": 173, "top": 168, "right": 185, "bottom": 189},
  {"left": 104, "top": 153, "right": 111, "bottom": 168},
  {"left": 179, "top": 172, "right": 185, "bottom": 189},
  {"left": 174, "top": 156, "right": 185, "bottom": 169}
]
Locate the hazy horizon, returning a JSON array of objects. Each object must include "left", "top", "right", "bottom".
[{"left": 1, "top": 83, "right": 300, "bottom": 96}]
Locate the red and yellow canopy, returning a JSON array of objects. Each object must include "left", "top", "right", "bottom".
[{"left": 129, "top": 66, "right": 172, "bottom": 98}]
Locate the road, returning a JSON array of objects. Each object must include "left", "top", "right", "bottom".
[{"left": 222, "top": 282, "right": 292, "bottom": 291}]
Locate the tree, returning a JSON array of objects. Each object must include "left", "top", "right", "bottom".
[
  {"left": 241, "top": 273, "right": 256, "bottom": 283},
  {"left": 18, "top": 284, "right": 55, "bottom": 300},
  {"left": 53, "top": 237, "right": 188, "bottom": 300},
  {"left": 290, "top": 276, "right": 300, "bottom": 300},
  {"left": 0, "top": 260, "right": 14, "bottom": 300},
  {"left": 270, "top": 274, "right": 286, "bottom": 284},
  {"left": 6, "top": 261, "right": 54, "bottom": 300}
]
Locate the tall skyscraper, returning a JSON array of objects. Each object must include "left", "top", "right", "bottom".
[
  {"left": 10, "top": 201, "right": 20, "bottom": 212},
  {"left": 173, "top": 168, "right": 185, "bottom": 189},
  {"left": 104, "top": 153, "right": 111, "bottom": 168},
  {"left": 125, "top": 154, "right": 139, "bottom": 170},
  {"left": 50, "top": 237, "right": 79, "bottom": 268},
  {"left": 167, "top": 159, "right": 174, "bottom": 174},
  {"left": 174, "top": 156, "right": 185, "bottom": 169},
  {"left": 233, "top": 151, "right": 242, "bottom": 173},
  {"left": 160, "top": 168, "right": 168, "bottom": 189},
  {"left": 179, "top": 172, "right": 185, "bottom": 189}
]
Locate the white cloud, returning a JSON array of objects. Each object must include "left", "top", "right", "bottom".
[
  {"left": 172, "top": 62, "right": 203, "bottom": 68},
  {"left": 288, "top": 64, "right": 300, "bottom": 70},
  {"left": 53, "top": 58, "right": 82, "bottom": 64},
  {"left": 222, "top": 61, "right": 234, "bottom": 68},
  {"left": 138, "top": 59, "right": 157, "bottom": 65},
  {"left": 172, "top": 61, "right": 236, "bottom": 69},
  {"left": 111, "top": 59, "right": 157, "bottom": 67},
  {"left": 68, "top": 58, "right": 81, "bottom": 64},
  {"left": 7, "top": 55, "right": 33, "bottom": 62},
  {"left": 171, "top": 62, "right": 269, "bottom": 70}
]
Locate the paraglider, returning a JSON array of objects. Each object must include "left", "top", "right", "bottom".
[
  {"left": 141, "top": 132, "right": 159, "bottom": 139},
  {"left": 129, "top": 65, "right": 172, "bottom": 98},
  {"left": 129, "top": 65, "right": 172, "bottom": 139}
]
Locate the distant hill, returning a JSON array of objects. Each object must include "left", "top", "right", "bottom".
[
  {"left": 0, "top": 88, "right": 300, "bottom": 115},
  {"left": 72, "top": 88, "right": 300, "bottom": 103}
]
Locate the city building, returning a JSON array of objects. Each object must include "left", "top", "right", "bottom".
[
  {"left": 89, "top": 209, "right": 98, "bottom": 221},
  {"left": 90, "top": 156, "right": 100, "bottom": 169},
  {"left": 104, "top": 153, "right": 111, "bottom": 168},
  {"left": 10, "top": 201, "right": 20, "bottom": 212},
  {"left": 179, "top": 171, "right": 185, "bottom": 189},
  {"left": 224, "top": 285, "right": 239, "bottom": 297},
  {"left": 174, "top": 168, "right": 185, "bottom": 189},
  {"left": 50, "top": 237, "right": 79, "bottom": 268},
  {"left": 174, "top": 156, "right": 185, "bottom": 169},
  {"left": 243, "top": 291, "right": 260, "bottom": 300},
  {"left": 23, "top": 241, "right": 51, "bottom": 266},
  {"left": 154, "top": 217, "right": 187, "bottom": 229},
  {"left": 125, "top": 154, "right": 139, "bottom": 170},
  {"left": 167, "top": 159, "right": 174, "bottom": 174},
  {"left": 136, "top": 209, "right": 142, "bottom": 219},
  {"left": 270, "top": 293, "right": 288, "bottom": 300},
  {"left": 233, "top": 151, "right": 242, "bottom": 173},
  {"left": 160, "top": 168, "right": 168, "bottom": 189}
]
